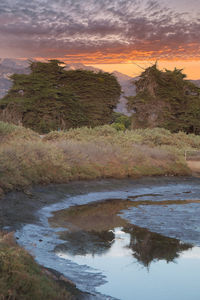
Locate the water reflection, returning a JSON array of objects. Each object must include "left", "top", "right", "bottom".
[
  {"left": 55, "top": 226, "right": 198, "bottom": 300},
  {"left": 49, "top": 197, "right": 200, "bottom": 300},
  {"left": 55, "top": 225, "right": 191, "bottom": 267},
  {"left": 51, "top": 198, "right": 192, "bottom": 267},
  {"left": 124, "top": 225, "right": 191, "bottom": 267},
  {"left": 56, "top": 230, "right": 115, "bottom": 256}
]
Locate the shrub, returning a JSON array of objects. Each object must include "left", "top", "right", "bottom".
[
  {"left": 0, "top": 123, "right": 195, "bottom": 196},
  {"left": 112, "top": 112, "right": 131, "bottom": 129},
  {"left": 0, "top": 121, "right": 39, "bottom": 143}
]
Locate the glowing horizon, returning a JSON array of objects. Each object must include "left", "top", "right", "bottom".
[
  {"left": 29, "top": 57, "right": 200, "bottom": 80},
  {"left": 91, "top": 60, "right": 200, "bottom": 80}
]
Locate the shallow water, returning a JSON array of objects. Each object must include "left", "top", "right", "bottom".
[
  {"left": 51, "top": 197, "right": 199, "bottom": 300},
  {"left": 57, "top": 229, "right": 200, "bottom": 300},
  {"left": 3, "top": 177, "right": 200, "bottom": 299}
]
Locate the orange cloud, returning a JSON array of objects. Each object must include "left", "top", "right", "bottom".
[
  {"left": 1, "top": 0, "right": 200, "bottom": 64},
  {"left": 35, "top": 48, "right": 200, "bottom": 65}
]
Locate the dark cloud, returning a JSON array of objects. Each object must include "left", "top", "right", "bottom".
[{"left": 0, "top": 0, "right": 200, "bottom": 61}]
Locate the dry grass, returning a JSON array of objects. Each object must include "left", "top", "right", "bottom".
[
  {"left": 44, "top": 126, "right": 200, "bottom": 150},
  {"left": 0, "top": 121, "right": 39, "bottom": 144},
  {"left": 1, "top": 123, "right": 199, "bottom": 196},
  {"left": 0, "top": 232, "right": 72, "bottom": 300},
  {"left": 187, "top": 161, "right": 200, "bottom": 173}
]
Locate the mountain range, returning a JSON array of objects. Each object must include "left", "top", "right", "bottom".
[
  {"left": 0, "top": 59, "right": 29, "bottom": 98},
  {"left": 0, "top": 59, "right": 199, "bottom": 116}
]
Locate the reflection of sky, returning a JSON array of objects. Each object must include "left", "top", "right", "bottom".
[
  {"left": 181, "top": 247, "right": 200, "bottom": 259},
  {"left": 58, "top": 228, "right": 132, "bottom": 261},
  {"left": 57, "top": 228, "right": 200, "bottom": 300}
]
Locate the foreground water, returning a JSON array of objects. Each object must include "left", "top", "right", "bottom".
[
  {"left": 57, "top": 229, "right": 200, "bottom": 300},
  {"left": 2, "top": 177, "right": 200, "bottom": 299}
]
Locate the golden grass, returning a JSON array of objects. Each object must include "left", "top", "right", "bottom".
[
  {"left": 0, "top": 121, "right": 39, "bottom": 144},
  {"left": 187, "top": 161, "right": 200, "bottom": 173},
  {"left": 44, "top": 126, "right": 200, "bottom": 150},
  {"left": 1, "top": 123, "right": 199, "bottom": 196}
]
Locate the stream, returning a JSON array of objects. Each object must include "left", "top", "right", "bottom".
[{"left": 1, "top": 177, "right": 200, "bottom": 300}]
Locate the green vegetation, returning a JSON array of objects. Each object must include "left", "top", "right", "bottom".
[
  {"left": 128, "top": 64, "right": 200, "bottom": 134},
  {"left": 0, "top": 232, "right": 71, "bottom": 299},
  {"left": 0, "top": 60, "right": 121, "bottom": 133},
  {"left": 1, "top": 121, "right": 200, "bottom": 196},
  {"left": 111, "top": 112, "right": 131, "bottom": 131}
]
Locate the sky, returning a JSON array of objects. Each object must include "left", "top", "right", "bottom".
[{"left": 0, "top": 0, "right": 200, "bottom": 78}]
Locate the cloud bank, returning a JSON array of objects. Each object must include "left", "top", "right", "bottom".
[{"left": 0, "top": 0, "right": 200, "bottom": 62}]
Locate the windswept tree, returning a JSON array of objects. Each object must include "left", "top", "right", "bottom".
[
  {"left": 0, "top": 60, "right": 121, "bottom": 133},
  {"left": 128, "top": 64, "right": 200, "bottom": 134}
]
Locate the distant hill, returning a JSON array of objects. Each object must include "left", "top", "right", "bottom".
[
  {"left": 64, "top": 63, "right": 100, "bottom": 73},
  {"left": 112, "top": 71, "right": 136, "bottom": 115},
  {"left": 0, "top": 59, "right": 29, "bottom": 98},
  {"left": 192, "top": 80, "right": 200, "bottom": 87}
]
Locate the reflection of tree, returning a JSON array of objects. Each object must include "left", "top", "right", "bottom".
[
  {"left": 52, "top": 199, "right": 193, "bottom": 265},
  {"left": 55, "top": 230, "right": 114, "bottom": 256},
  {"left": 124, "top": 225, "right": 192, "bottom": 267},
  {"left": 55, "top": 224, "right": 192, "bottom": 266}
]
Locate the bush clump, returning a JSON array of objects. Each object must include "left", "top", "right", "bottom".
[
  {"left": 0, "top": 121, "right": 39, "bottom": 143},
  {"left": 1, "top": 123, "right": 198, "bottom": 196},
  {"left": 111, "top": 112, "right": 131, "bottom": 131}
]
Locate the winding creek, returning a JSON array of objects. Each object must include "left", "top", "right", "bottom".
[{"left": 1, "top": 177, "right": 200, "bottom": 299}]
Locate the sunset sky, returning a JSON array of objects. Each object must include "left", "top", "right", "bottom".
[{"left": 0, "top": 0, "right": 200, "bottom": 78}]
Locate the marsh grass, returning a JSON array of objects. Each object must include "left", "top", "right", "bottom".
[
  {"left": 0, "top": 232, "right": 71, "bottom": 300},
  {"left": 1, "top": 123, "right": 199, "bottom": 195}
]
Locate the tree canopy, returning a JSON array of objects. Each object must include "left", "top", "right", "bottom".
[
  {"left": 0, "top": 60, "right": 121, "bottom": 133},
  {"left": 128, "top": 64, "right": 200, "bottom": 134}
]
